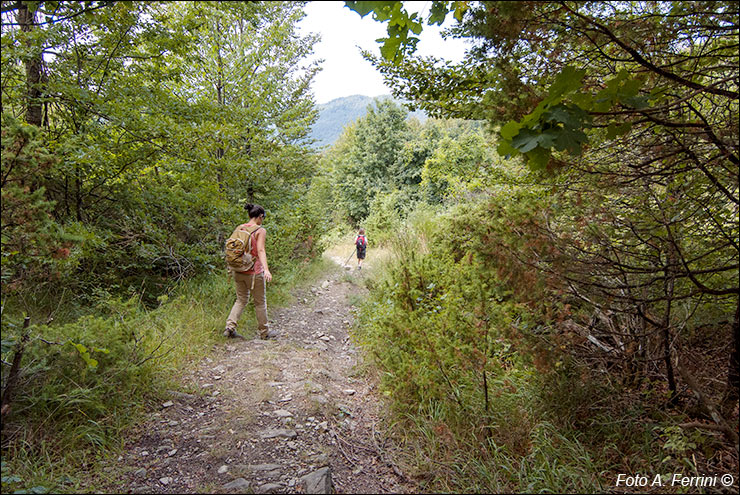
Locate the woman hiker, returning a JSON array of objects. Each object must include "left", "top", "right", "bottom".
[
  {"left": 224, "top": 203, "right": 275, "bottom": 339},
  {"left": 355, "top": 228, "right": 367, "bottom": 270}
]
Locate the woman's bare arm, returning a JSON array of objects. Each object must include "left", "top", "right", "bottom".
[{"left": 257, "top": 229, "right": 272, "bottom": 282}]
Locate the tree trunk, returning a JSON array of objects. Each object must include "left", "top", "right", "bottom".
[
  {"left": 76, "top": 175, "right": 83, "bottom": 222},
  {"left": 16, "top": 2, "right": 43, "bottom": 127},
  {"left": 215, "top": 18, "right": 225, "bottom": 192},
  {"left": 663, "top": 247, "right": 678, "bottom": 402}
]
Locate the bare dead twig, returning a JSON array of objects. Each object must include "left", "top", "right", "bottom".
[{"left": 331, "top": 430, "right": 359, "bottom": 466}]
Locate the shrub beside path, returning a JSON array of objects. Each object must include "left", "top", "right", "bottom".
[{"left": 102, "top": 254, "right": 414, "bottom": 494}]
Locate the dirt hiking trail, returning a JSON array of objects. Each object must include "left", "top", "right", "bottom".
[{"left": 102, "top": 249, "right": 414, "bottom": 494}]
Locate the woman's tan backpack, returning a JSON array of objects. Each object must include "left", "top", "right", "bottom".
[{"left": 224, "top": 225, "right": 262, "bottom": 273}]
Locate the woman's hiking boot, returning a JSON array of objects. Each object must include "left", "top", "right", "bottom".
[{"left": 224, "top": 328, "right": 245, "bottom": 339}]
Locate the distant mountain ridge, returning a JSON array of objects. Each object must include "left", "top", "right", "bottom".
[{"left": 310, "top": 94, "right": 427, "bottom": 149}]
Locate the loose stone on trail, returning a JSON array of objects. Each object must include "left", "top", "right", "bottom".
[
  {"left": 248, "top": 463, "right": 282, "bottom": 472},
  {"left": 260, "top": 428, "right": 298, "bottom": 439},
  {"left": 301, "top": 466, "right": 334, "bottom": 494},
  {"left": 257, "top": 483, "right": 282, "bottom": 493},
  {"left": 223, "top": 478, "right": 250, "bottom": 492}
]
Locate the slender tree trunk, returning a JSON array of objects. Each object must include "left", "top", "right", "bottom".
[
  {"left": 16, "top": 2, "right": 43, "bottom": 127},
  {"left": 663, "top": 245, "right": 678, "bottom": 402},
  {"left": 64, "top": 175, "right": 70, "bottom": 218},
  {"left": 75, "top": 175, "right": 83, "bottom": 222},
  {"left": 215, "top": 19, "right": 225, "bottom": 192}
]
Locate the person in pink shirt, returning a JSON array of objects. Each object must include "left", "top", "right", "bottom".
[
  {"left": 224, "top": 203, "right": 275, "bottom": 340},
  {"left": 355, "top": 229, "right": 367, "bottom": 270}
]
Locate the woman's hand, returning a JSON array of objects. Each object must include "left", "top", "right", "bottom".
[{"left": 263, "top": 268, "right": 272, "bottom": 283}]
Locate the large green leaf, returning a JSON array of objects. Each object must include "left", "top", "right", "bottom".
[
  {"left": 500, "top": 121, "right": 522, "bottom": 140},
  {"left": 543, "top": 66, "right": 587, "bottom": 105}
]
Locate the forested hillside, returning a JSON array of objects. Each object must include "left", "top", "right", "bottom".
[
  {"left": 310, "top": 94, "right": 427, "bottom": 148},
  {"left": 2, "top": 1, "right": 738, "bottom": 494}
]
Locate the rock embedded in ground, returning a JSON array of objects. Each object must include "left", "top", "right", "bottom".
[
  {"left": 249, "top": 463, "right": 282, "bottom": 472},
  {"left": 260, "top": 428, "right": 297, "bottom": 439},
  {"left": 301, "top": 466, "right": 334, "bottom": 494},
  {"left": 257, "top": 483, "right": 283, "bottom": 493},
  {"left": 223, "top": 478, "right": 250, "bottom": 492},
  {"left": 218, "top": 465, "right": 229, "bottom": 474}
]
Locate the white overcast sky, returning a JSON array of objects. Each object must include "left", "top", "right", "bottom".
[{"left": 297, "top": 1, "right": 469, "bottom": 104}]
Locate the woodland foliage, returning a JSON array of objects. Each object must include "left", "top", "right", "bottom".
[
  {"left": 1, "top": 1, "right": 321, "bottom": 303},
  {"left": 0, "top": 0, "right": 737, "bottom": 492},
  {"left": 1, "top": 2, "right": 325, "bottom": 488},
  {"left": 342, "top": 0, "right": 738, "bottom": 490}
]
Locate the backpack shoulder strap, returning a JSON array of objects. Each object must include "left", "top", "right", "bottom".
[{"left": 245, "top": 226, "right": 264, "bottom": 248}]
